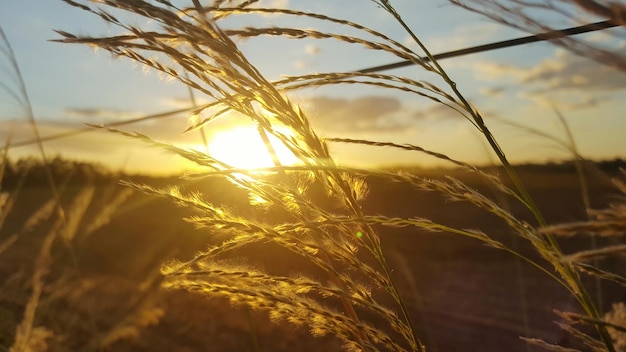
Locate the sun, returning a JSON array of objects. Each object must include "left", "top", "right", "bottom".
[{"left": 205, "top": 125, "right": 300, "bottom": 169}]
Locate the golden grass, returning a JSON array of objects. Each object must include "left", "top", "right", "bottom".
[
  {"left": 0, "top": 0, "right": 624, "bottom": 351},
  {"left": 53, "top": 0, "right": 626, "bottom": 350}
]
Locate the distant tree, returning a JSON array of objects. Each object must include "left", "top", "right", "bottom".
[
  {"left": 598, "top": 157, "right": 626, "bottom": 172},
  {"left": 1, "top": 157, "right": 113, "bottom": 188}
]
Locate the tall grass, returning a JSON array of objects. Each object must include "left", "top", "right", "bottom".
[
  {"left": 27, "top": 0, "right": 626, "bottom": 351},
  {"left": 1, "top": 25, "right": 154, "bottom": 351}
]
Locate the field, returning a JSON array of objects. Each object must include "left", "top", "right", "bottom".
[
  {"left": 1, "top": 1, "right": 625, "bottom": 351},
  {"left": 1, "top": 161, "right": 623, "bottom": 352}
]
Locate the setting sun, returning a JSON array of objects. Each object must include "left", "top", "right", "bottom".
[{"left": 205, "top": 125, "right": 300, "bottom": 169}]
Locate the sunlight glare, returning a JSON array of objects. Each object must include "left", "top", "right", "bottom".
[{"left": 206, "top": 126, "right": 300, "bottom": 169}]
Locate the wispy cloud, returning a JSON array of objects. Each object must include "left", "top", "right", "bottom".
[
  {"left": 2, "top": 117, "right": 207, "bottom": 173},
  {"left": 473, "top": 48, "right": 626, "bottom": 111},
  {"left": 304, "top": 95, "right": 405, "bottom": 133},
  {"left": 475, "top": 62, "right": 526, "bottom": 81},
  {"left": 411, "top": 103, "right": 464, "bottom": 121},
  {"left": 478, "top": 86, "right": 506, "bottom": 98},
  {"left": 305, "top": 44, "right": 320, "bottom": 55},
  {"left": 300, "top": 95, "right": 468, "bottom": 136},
  {"left": 3, "top": 119, "right": 134, "bottom": 155},
  {"left": 517, "top": 90, "right": 610, "bottom": 111},
  {"left": 292, "top": 43, "right": 321, "bottom": 69},
  {"left": 476, "top": 49, "right": 626, "bottom": 92},
  {"left": 64, "top": 107, "right": 142, "bottom": 122},
  {"left": 160, "top": 96, "right": 212, "bottom": 109},
  {"left": 585, "top": 30, "right": 614, "bottom": 44},
  {"left": 251, "top": 0, "right": 289, "bottom": 9},
  {"left": 411, "top": 23, "right": 501, "bottom": 54},
  {"left": 293, "top": 60, "right": 308, "bottom": 69}
]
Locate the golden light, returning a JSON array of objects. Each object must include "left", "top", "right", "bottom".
[{"left": 206, "top": 125, "right": 300, "bottom": 169}]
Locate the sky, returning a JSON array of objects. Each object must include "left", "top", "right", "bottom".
[{"left": 0, "top": 0, "right": 625, "bottom": 174}]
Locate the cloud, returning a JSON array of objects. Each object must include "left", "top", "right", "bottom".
[
  {"left": 161, "top": 97, "right": 194, "bottom": 109},
  {"left": 586, "top": 31, "right": 614, "bottom": 44},
  {"left": 411, "top": 103, "right": 463, "bottom": 121},
  {"left": 7, "top": 104, "right": 201, "bottom": 155},
  {"left": 304, "top": 95, "right": 406, "bottom": 133},
  {"left": 251, "top": 0, "right": 289, "bottom": 8},
  {"left": 517, "top": 90, "right": 609, "bottom": 111},
  {"left": 300, "top": 95, "right": 469, "bottom": 135},
  {"left": 1, "top": 118, "right": 205, "bottom": 174},
  {"left": 160, "top": 96, "right": 213, "bottom": 109},
  {"left": 523, "top": 50, "right": 626, "bottom": 91},
  {"left": 3, "top": 119, "right": 128, "bottom": 154},
  {"left": 479, "top": 86, "right": 506, "bottom": 98},
  {"left": 411, "top": 23, "right": 501, "bottom": 54},
  {"left": 475, "top": 62, "right": 527, "bottom": 81},
  {"left": 293, "top": 60, "right": 308, "bottom": 69},
  {"left": 476, "top": 49, "right": 626, "bottom": 92},
  {"left": 473, "top": 48, "right": 626, "bottom": 111},
  {"left": 292, "top": 44, "right": 320, "bottom": 69},
  {"left": 305, "top": 44, "right": 320, "bottom": 55},
  {"left": 64, "top": 107, "right": 142, "bottom": 122},
  {"left": 3, "top": 114, "right": 203, "bottom": 155}
]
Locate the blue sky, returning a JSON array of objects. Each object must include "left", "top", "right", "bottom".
[{"left": 0, "top": 0, "right": 625, "bottom": 174}]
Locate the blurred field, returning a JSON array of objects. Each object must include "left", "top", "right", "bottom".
[{"left": 1, "top": 161, "right": 624, "bottom": 352}]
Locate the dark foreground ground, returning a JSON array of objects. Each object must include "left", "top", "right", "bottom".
[{"left": 0, "top": 163, "right": 624, "bottom": 351}]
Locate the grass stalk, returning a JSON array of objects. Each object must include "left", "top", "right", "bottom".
[
  {"left": 50, "top": 1, "right": 623, "bottom": 350},
  {"left": 374, "top": 1, "right": 615, "bottom": 349}
]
